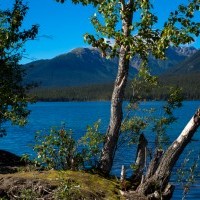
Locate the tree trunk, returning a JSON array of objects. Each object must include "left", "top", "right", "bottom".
[
  {"left": 137, "top": 109, "right": 200, "bottom": 198},
  {"left": 99, "top": 1, "right": 133, "bottom": 175},
  {"left": 145, "top": 149, "right": 164, "bottom": 181},
  {"left": 131, "top": 134, "right": 148, "bottom": 186},
  {"left": 99, "top": 45, "right": 130, "bottom": 174}
]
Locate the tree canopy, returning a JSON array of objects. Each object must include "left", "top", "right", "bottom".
[
  {"left": 0, "top": 0, "right": 38, "bottom": 136},
  {"left": 56, "top": 0, "right": 200, "bottom": 175},
  {"left": 57, "top": 0, "right": 200, "bottom": 61}
]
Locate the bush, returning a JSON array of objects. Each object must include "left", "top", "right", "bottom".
[
  {"left": 79, "top": 120, "right": 104, "bottom": 168},
  {"left": 33, "top": 121, "right": 104, "bottom": 171},
  {"left": 33, "top": 125, "right": 83, "bottom": 170}
]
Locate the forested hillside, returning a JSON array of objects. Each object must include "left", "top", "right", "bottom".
[
  {"left": 26, "top": 47, "right": 200, "bottom": 101},
  {"left": 166, "top": 50, "right": 200, "bottom": 74},
  {"left": 24, "top": 47, "right": 197, "bottom": 87},
  {"left": 24, "top": 48, "right": 136, "bottom": 86},
  {"left": 30, "top": 72, "right": 200, "bottom": 101}
]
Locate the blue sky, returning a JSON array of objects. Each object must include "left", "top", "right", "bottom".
[{"left": 1, "top": 0, "right": 200, "bottom": 64}]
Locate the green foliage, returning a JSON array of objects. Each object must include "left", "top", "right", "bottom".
[
  {"left": 153, "top": 87, "right": 183, "bottom": 148},
  {"left": 58, "top": 0, "right": 200, "bottom": 61},
  {"left": 0, "top": 0, "right": 38, "bottom": 136},
  {"left": 177, "top": 151, "right": 200, "bottom": 200},
  {"left": 54, "top": 175, "right": 81, "bottom": 199},
  {"left": 131, "top": 66, "right": 158, "bottom": 102},
  {"left": 33, "top": 122, "right": 105, "bottom": 170},
  {"left": 19, "top": 189, "right": 39, "bottom": 200},
  {"left": 120, "top": 69, "right": 183, "bottom": 151},
  {"left": 120, "top": 116, "right": 148, "bottom": 147},
  {"left": 120, "top": 68, "right": 158, "bottom": 147},
  {"left": 19, "top": 154, "right": 38, "bottom": 172},
  {"left": 121, "top": 117, "right": 147, "bottom": 136},
  {"left": 79, "top": 120, "right": 105, "bottom": 168},
  {"left": 33, "top": 125, "right": 82, "bottom": 170},
  {"left": 165, "top": 87, "right": 183, "bottom": 115}
]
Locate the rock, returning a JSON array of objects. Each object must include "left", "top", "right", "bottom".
[{"left": 0, "top": 150, "right": 26, "bottom": 167}]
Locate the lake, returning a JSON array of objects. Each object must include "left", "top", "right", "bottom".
[{"left": 1, "top": 101, "right": 200, "bottom": 199}]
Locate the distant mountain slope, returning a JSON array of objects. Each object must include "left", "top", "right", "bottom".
[
  {"left": 148, "top": 46, "right": 197, "bottom": 74},
  {"left": 130, "top": 46, "right": 197, "bottom": 74},
  {"left": 25, "top": 48, "right": 137, "bottom": 87},
  {"left": 24, "top": 46, "right": 197, "bottom": 87},
  {"left": 166, "top": 50, "right": 200, "bottom": 74}
]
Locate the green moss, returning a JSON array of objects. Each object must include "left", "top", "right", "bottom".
[{"left": 2, "top": 170, "right": 121, "bottom": 199}]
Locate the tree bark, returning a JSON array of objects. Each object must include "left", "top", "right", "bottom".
[
  {"left": 137, "top": 109, "right": 200, "bottom": 197},
  {"left": 145, "top": 149, "right": 164, "bottom": 181},
  {"left": 131, "top": 134, "right": 148, "bottom": 186},
  {"left": 99, "top": 0, "right": 133, "bottom": 175},
  {"left": 99, "top": 45, "right": 130, "bottom": 174}
]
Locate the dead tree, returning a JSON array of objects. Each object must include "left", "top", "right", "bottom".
[
  {"left": 131, "top": 134, "right": 148, "bottom": 187},
  {"left": 132, "top": 108, "right": 200, "bottom": 199}
]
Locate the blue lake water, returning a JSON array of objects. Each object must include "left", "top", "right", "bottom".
[{"left": 1, "top": 101, "right": 200, "bottom": 199}]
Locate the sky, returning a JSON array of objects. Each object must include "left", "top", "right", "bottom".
[{"left": 1, "top": 0, "right": 200, "bottom": 64}]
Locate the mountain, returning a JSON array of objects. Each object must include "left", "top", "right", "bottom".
[
  {"left": 130, "top": 46, "right": 198, "bottom": 74},
  {"left": 24, "top": 46, "right": 198, "bottom": 87},
  {"left": 25, "top": 48, "right": 137, "bottom": 87},
  {"left": 166, "top": 50, "right": 200, "bottom": 74}
]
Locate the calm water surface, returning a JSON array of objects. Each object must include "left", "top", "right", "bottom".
[{"left": 1, "top": 101, "right": 200, "bottom": 199}]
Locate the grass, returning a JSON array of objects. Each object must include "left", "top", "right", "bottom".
[{"left": 0, "top": 170, "right": 122, "bottom": 199}]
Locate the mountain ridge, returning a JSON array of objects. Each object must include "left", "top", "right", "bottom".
[
  {"left": 165, "top": 50, "right": 200, "bottom": 74},
  {"left": 24, "top": 46, "right": 199, "bottom": 87}
]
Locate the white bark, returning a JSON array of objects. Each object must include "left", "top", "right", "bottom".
[
  {"left": 137, "top": 108, "right": 200, "bottom": 197},
  {"left": 120, "top": 165, "right": 126, "bottom": 182},
  {"left": 173, "top": 117, "right": 196, "bottom": 148}
]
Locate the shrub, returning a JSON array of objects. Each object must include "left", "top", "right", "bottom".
[
  {"left": 33, "top": 125, "right": 82, "bottom": 170},
  {"left": 79, "top": 120, "right": 104, "bottom": 169},
  {"left": 33, "top": 121, "right": 105, "bottom": 171}
]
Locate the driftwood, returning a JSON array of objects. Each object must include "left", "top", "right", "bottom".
[{"left": 134, "top": 108, "right": 200, "bottom": 199}]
